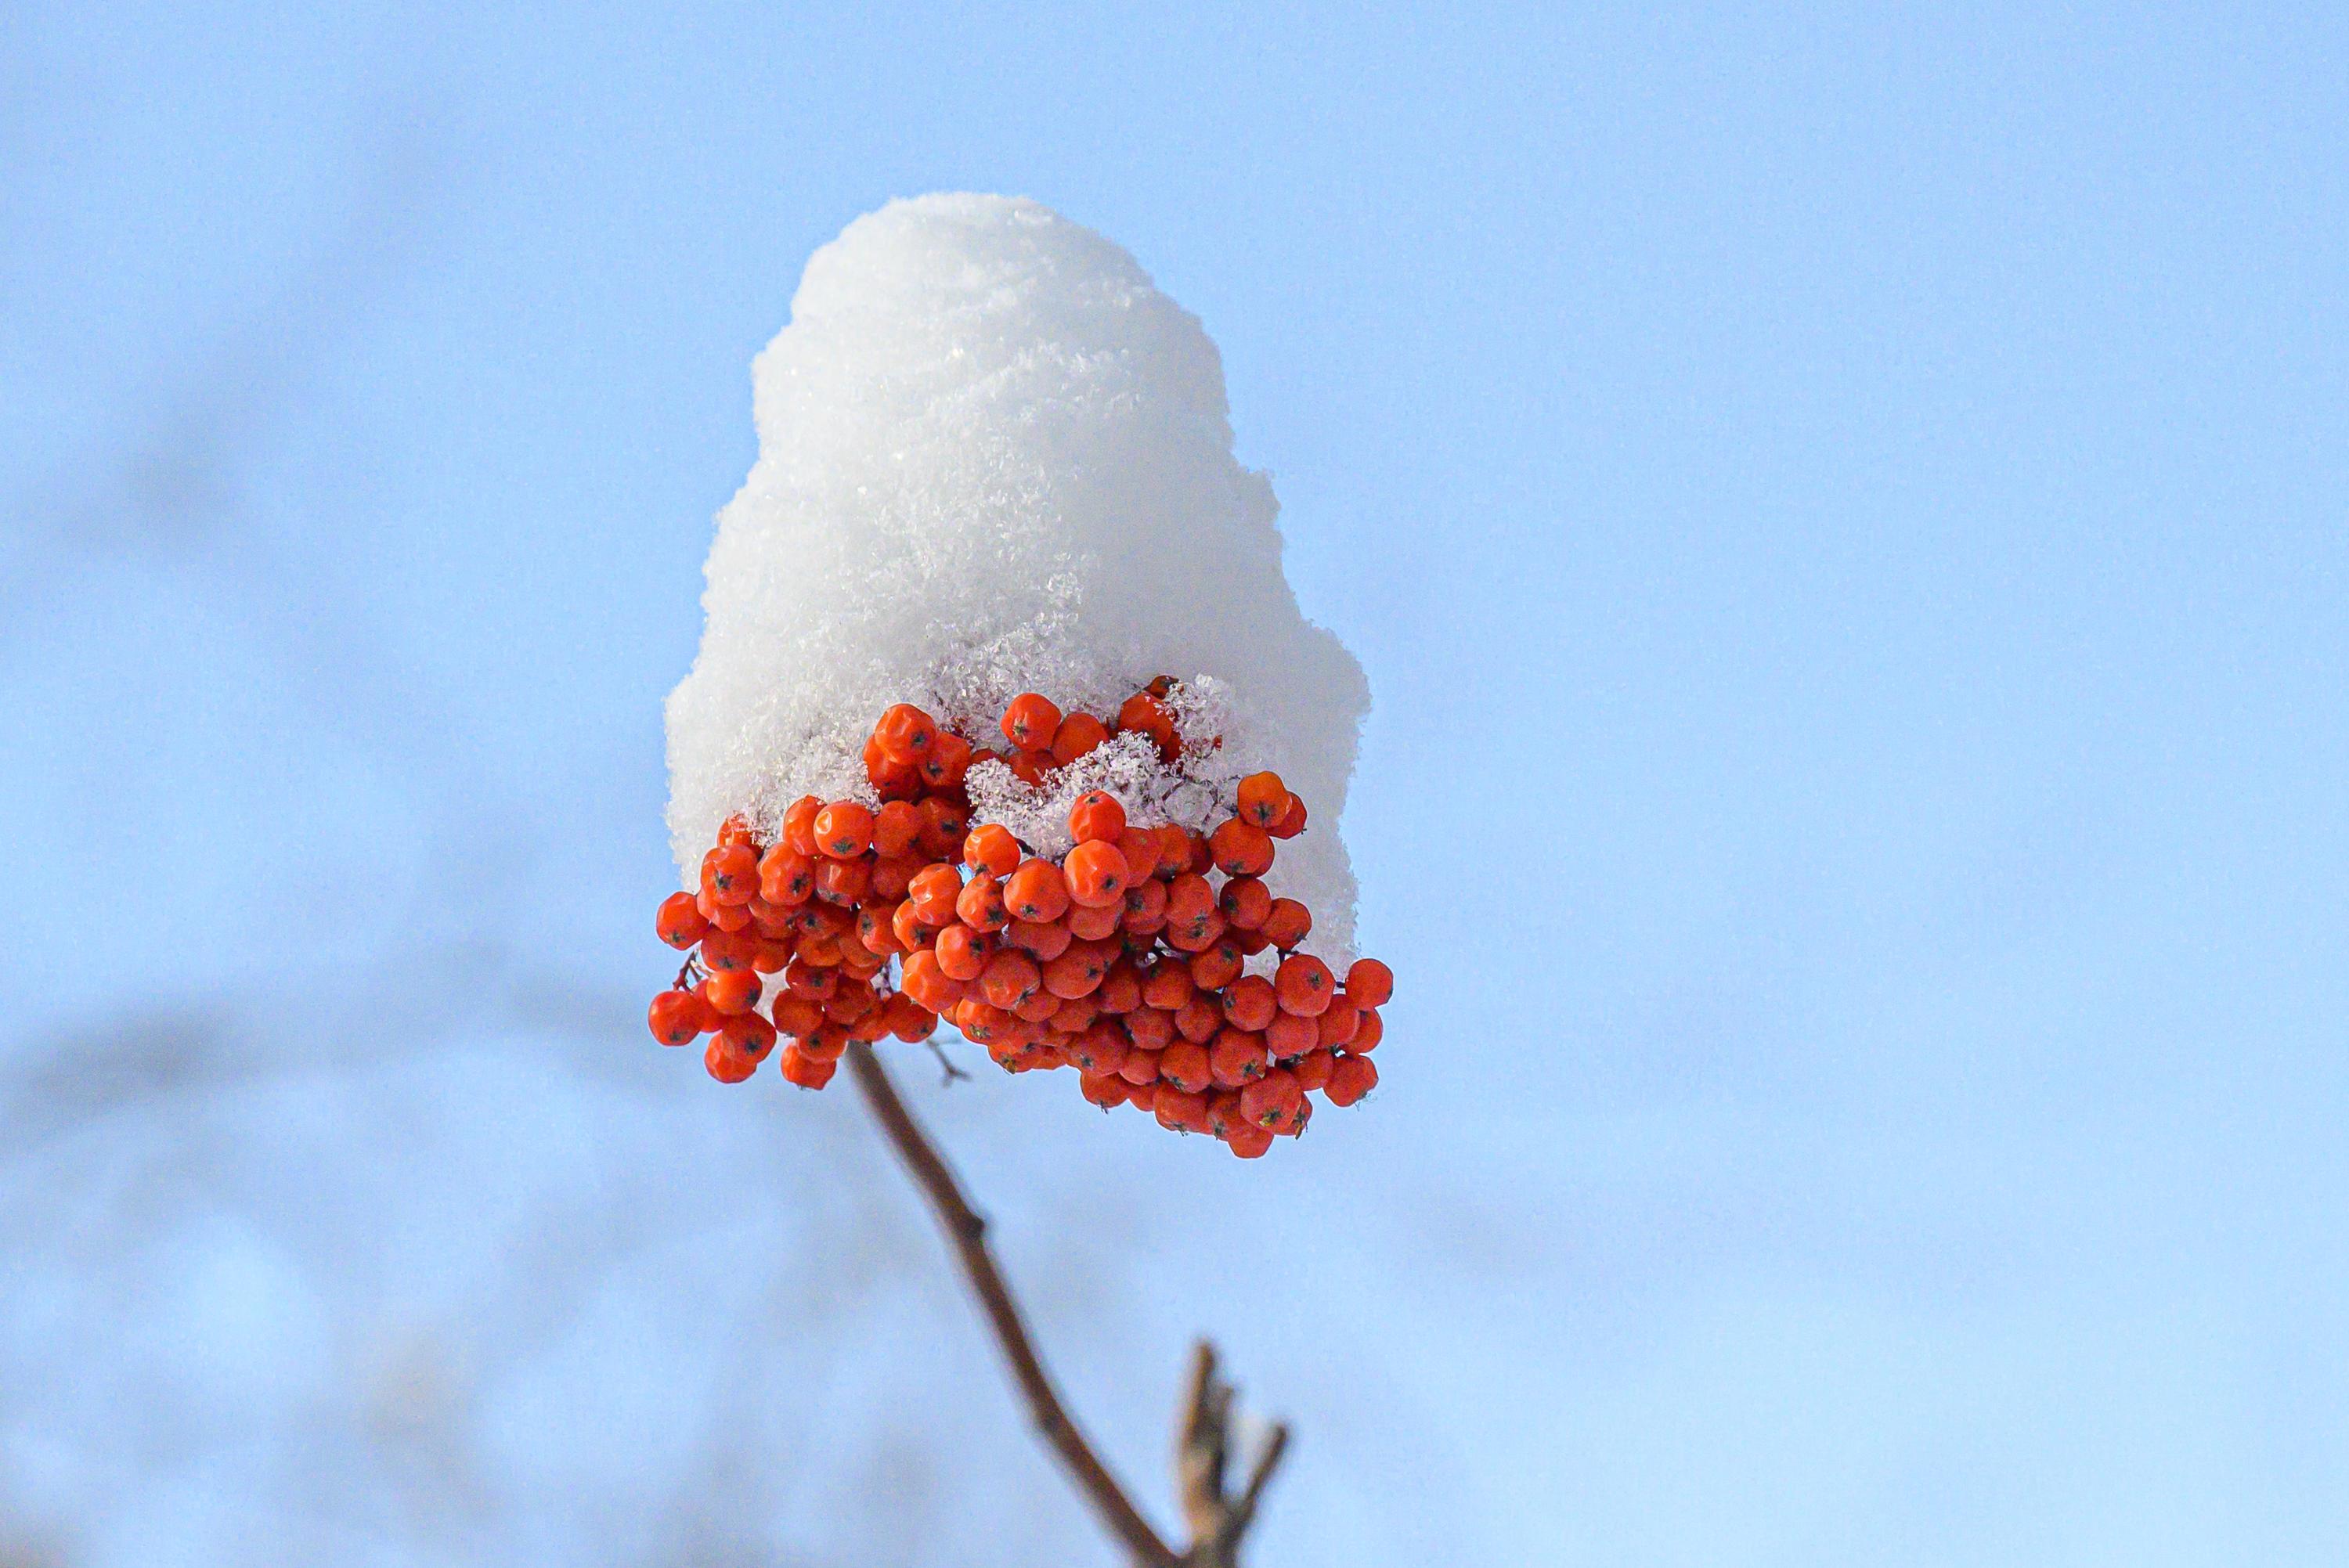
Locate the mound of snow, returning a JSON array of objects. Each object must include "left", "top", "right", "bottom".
[{"left": 666, "top": 193, "right": 1369, "bottom": 958}]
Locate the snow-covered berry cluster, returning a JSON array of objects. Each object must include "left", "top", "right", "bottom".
[{"left": 648, "top": 687, "right": 1389, "bottom": 1157}]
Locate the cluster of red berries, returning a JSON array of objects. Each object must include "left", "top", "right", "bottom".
[{"left": 647, "top": 687, "right": 1391, "bottom": 1157}]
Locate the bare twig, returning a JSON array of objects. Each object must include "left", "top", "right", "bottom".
[
  {"left": 924, "top": 1036, "right": 971, "bottom": 1086},
  {"left": 1174, "top": 1342, "right": 1290, "bottom": 1567},
  {"left": 844, "top": 1042, "right": 1181, "bottom": 1568}
]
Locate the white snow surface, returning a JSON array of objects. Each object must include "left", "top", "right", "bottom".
[{"left": 666, "top": 193, "right": 1369, "bottom": 959}]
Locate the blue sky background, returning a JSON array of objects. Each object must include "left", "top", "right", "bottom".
[{"left": 2, "top": 3, "right": 2344, "bottom": 1564}]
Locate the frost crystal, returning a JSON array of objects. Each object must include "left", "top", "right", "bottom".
[{"left": 665, "top": 193, "right": 1369, "bottom": 958}]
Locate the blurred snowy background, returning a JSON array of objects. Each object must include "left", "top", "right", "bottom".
[{"left": 2, "top": 4, "right": 2346, "bottom": 1565}]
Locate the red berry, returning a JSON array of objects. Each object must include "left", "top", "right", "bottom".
[
  {"left": 1325, "top": 1054, "right": 1378, "bottom": 1106},
  {"left": 656, "top": 891, "right": 709, "bottom": 950},
  {"left": 648, "top": 989, "right": 713, "bottom": 1046},
  {"left": 1346, "top": 957, "right": 1394, "bottom": 1008},
  {"left": 1067, "top": 790, "right": 1127, "bottom": 845}
]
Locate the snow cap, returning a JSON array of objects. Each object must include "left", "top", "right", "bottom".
[{"left": 666, "top": 193, "right": 1369, "bottom": 958}]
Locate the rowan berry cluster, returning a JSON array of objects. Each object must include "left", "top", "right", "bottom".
[{"left": 646, "top": 687, "right": 1390, "bottom": 1157}]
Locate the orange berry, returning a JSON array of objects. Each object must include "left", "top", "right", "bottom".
[
  {"left": 778, "top": 1044, "right": 837, "bottom": 1090},
  {"left": 1067, "top": 1022, "right": 1128, "bottom": 1076},
  {"left": 1063, "top": 840, "right": 1129, "bottom": 907},
  {"left": 1315, "top": 993, "right": 1361, "bottom": 1047},
  {"left": 889, "top": 899, "right": 926, "bottom": 952},
  {"left": 963, "top": 823, "right": 1021, "bottom": 878},
  {"left": 1268, "top": 794, "right": 1308, "bottom": 840},
  {"left": 1066, "top": 899, "right": 1123, "bottom": 941},
  {"left": 1005, "top": 748, "right": 1054, "bottom": 786},
  {"left": 872, "top": 799, "right": 924, "bottom": 857},
  {"left": 813, "top": 801, "right": 875, "bottom": 859},
  {"left": 719, "top": 1013, "right": 778, "bottom": 1058},
  {"left": 1159, "top": 1040, "right": 1212, "bottom": 1094},
  {"left": 703, "top": 843, "right": 758, "bottom": 905},
  {"left": 780, "top": 796, "right": 823, "bottom": 856},
  {"left": 1173, "top": 994, "right": 1222, "bottom": 1044},
  {"left": 1325, "top": 1054, "right": 1378, "bottom": 1106},
  {"left": 1345, "top": 958, "right": 1394, "bottom": 1008},
  {"left": 1120, "top": 876, "right": 1170, "bottom": 935},
  {"left": 704, "top": 1036, "right": 760, "bottom": 1083},
  {"left": 1226, "top": 1125, "right": 1274, "bottom": 1159},
  {"left": 980, "top": 950, "right": 1042, "bottom": 1011},
  {"left": 1188, "top": 939, "right": 1245, "bottom": 993},
  {"left": 1001, "top": 693, "right": 1062, "bottom": 750},
  {"left": 1218, "top": 877, "right": 1271, "bottom": 930},
  {"left": 1152, "top": 1088, "right": 1207, "bottom": 1134},
  {"left": 1117, "top": 691, "right": 1178, "bottom": 755},
  {"left": 1265, "top": 1011, "right": 1318, "bottom": 1059},
  {"left": 919, "top": 730, "right": 975, "bottom": 791},
  {"left": 1153, "top": 824, "right": 1194, "bottom": 877},
  {"left": 814, "top": 856, "right": 871, "bottom": 907},
  {"left": 1208, "top": 820, "right": 1274, "bottom": 878},
  {"left": 1117, "top": 1047, "right": 1162, "bottom": 1087},
  {"left": 908, "top": 861, "right": 963, "bottom": 911},
  {"left": 1164, "top": 873, "right": 1216, "bottom": 927},
  {"left": 1006, "top": 916, "right": 1074, "bottom": 961},
  {"left": 1258, "top": 898, "right": 1312, "bottom": 950},
  {"left": 934, "top": 925, "right": 990, "bottom": 982},
  {"left": 1185, "top": 828, "right": 1216, "bottom": 876},
  {"left": 916, "top": 795, "right": 969, "bottom": 858},
  {"left": 1066, "top": 790, "right": 1127, "bottom": 845},
  {"left": 1208, "top": 1028, "right": 1268, "bottom": 1087},
  {"left": 1221, "top": 975, "right": 1278, "bottom": 1031},
  {"left": 1014, "top": 987, "right": 1062, "bottom": 1024},
  {"left": 656, "top": 891, "right": 709, "bottom": 950},
  {"left": 765, "top": 993, "right": 817, "bottom": 1036},
  {"left": 1052, "top": 994, "right": 1101, "bottom": 1034},
  {"left": 857, "top": 906, "right": 906, "bottom": 958},
  {"left": 1124, "top": 1006, "right": 1175, "bottom": 1051},
  {"left": 752, "top": 934, "right": 796, "bottom": 973},
  {"left": 955, "top": 873, "right": 1009, "bottom": 932},
  {"left": 870, "top": 852, "right": 919, "bottom": 903},
  {"left": 950, "top": 998, "right": 1006, "bottom": 1044},
  {"left": 1052, "top": 712, "right": 1111, "bottom": 766},
  {"left": 782, "top": 956, "right": 838, "bottom": 1000},
  {"left": 1142, "top": 964, "right": 1195, "bottom": 1011},
  {"left": 1274, "top": 953, "right": 1334, "bottom": 1016},
  {"left": 864, "top": 735, "right": 923, "bottom": 799},
  {"left": 1351, "top": 1007, "right": 1384, "bottom": 1052},
  {"left": 1042, "top": 942, "right": 1111, "bottom": 1000},
  {"left": 1095, "top": 960, "right": 1145, "bottom": 1014},
  {"left": 897, "top": 952, "right": 964, "bottom": 1015},
  {"left": 1293, "top": 1047, "right": 1336, "bottom": 1092},
  {"left": 698, "top": 889, "right": 750, "bottom": 931},
  {"left": 1004, "top": 859, "right": 1072, "bottom": 923},
  {"left": 1239, "top": 1068, "right": 1301, "bottom": 1127},
  {"left": 717, "top": 813, "right": 759, "bottom": 849},
  {"left": 1104, "top": 827, "right": 1156, "bottom": 882},
  {"left": 757, "top": 846, "right": 815, "bottom": 906},
  {"left": 874, "top": 702, "right": 940, "bottom": 764},
  {"left": 698, "top": 928, "right": 757, "bottom": 973},
  {"left": 1236, "top": 771, "right": 1287, "bottom": 827},
  {"left": 799, "top": 1023, "right": 850, "bottom": 1061},
  {"left": 1079, "top": 1070, "right": 1130, "bottom": 1108},
  {"left": 648, "top": 989, "right": 713, "bottom": 1046}
]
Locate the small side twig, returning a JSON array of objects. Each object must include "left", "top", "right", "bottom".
[
  {"left": 1174, "top": 1341, "right": 1290, "bottom": 1566},
  {"left": 924, "top": 1034, "right": 971, "bottom": 1086}
]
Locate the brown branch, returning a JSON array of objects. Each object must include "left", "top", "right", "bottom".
[{"left": 845, "top": 1042, "right": 1180, "bottom": 1568}]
